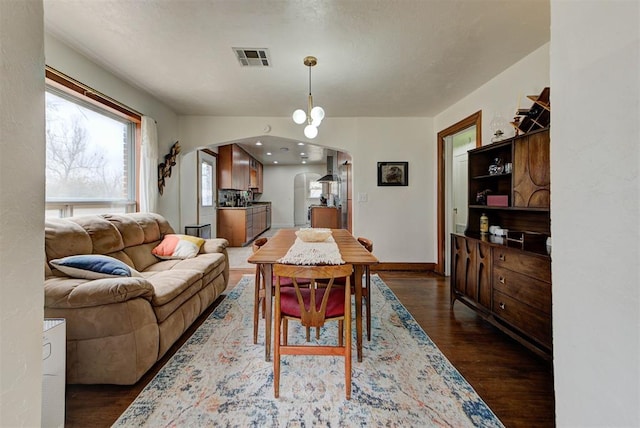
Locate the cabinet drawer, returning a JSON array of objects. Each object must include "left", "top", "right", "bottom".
[
  {"left": 493, "top": 248, "right": 551, "bottom": 283},
  {"left": 493, "top": 266, "right": 551, "bottom": 314},
  {"left": 493, "top": 291, "right": 552, "bottom": 348}
]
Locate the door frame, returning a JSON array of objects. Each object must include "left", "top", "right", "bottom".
[{"left": 436, "top": 111, "right": 482, "bottom": 274}]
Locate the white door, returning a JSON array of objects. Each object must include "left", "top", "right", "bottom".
[
  {"left": 198, "top": 151, "right": 217, "bottom": 235},
  {"left": 444, "top": 126, "right": 477, "bottom": 275},
  {"left": 453, "top": 154, "right": 468, "bottom": 233}
]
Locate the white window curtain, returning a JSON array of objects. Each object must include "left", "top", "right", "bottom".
[{"left": 140, "top": 116, "right": 158, "bottom": 213}]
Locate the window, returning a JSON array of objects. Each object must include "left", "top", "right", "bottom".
[
  {"left": 308, "top": 181, "right": 323, "bottom": 198},
  {"left": 45, "top": 68, "right": 140, "bottom": 218}
]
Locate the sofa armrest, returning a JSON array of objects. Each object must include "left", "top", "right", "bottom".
[
  {"left": 201, "top": 238, "right": 229, "bottom": 254},
  {"left": 45, "top": 276, "right": 154, "bottom": 309},
  {"left": 200, "top": 238, "right": 230, "bottom": 286}
]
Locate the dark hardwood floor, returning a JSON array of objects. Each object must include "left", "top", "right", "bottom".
[{"left": 65, "top": 269, "right": 555, "bottom": 427}]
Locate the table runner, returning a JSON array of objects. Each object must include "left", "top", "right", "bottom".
[{"left": 277, "top": 236, "right": 345, "bottom": 265}]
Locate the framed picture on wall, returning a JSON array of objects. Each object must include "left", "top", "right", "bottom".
[{"left": 377, "top": 161, "right": 408, "bottom": 186}]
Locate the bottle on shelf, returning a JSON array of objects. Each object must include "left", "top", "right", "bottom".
[{"left": 480, "top": 213, "right": 489, "bottom": 233}]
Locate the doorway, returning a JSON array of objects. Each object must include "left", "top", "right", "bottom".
[
  {"left": 198, "top": 150, "right": 217, "bottom": 233},
  {"left": 436, "top": 111, "right": 482, "bottom": 275},
  {"left": 293, "top": 172, "right": 321, "bottom": 226},
  {"left": 179, "top": 149, "right": 217, "bottom": 236}
]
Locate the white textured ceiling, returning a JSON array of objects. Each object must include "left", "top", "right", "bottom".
[{"left": 43, "top": 0, "right": 550, "bottom": 164}]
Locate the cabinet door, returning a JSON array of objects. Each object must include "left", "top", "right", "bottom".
[
  {"left": 231, "top": 145, "right": 250, "bottom": 190},
  {"left": 257, "top": 161, "right": 263, "bottom": 193},
  {"left": 513, "top": 130, "right": 550, "bottom": 208},
  {"left": 217, "top": 145, "right": 233, "bottom": 189},
  {"left": 451, "top": 235, "right": 475, "bottom": 300},
  {"left": 476, "top": 241, "right": 492, "bottom": 309}
]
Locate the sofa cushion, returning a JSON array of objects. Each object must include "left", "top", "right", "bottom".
[
  {"left": 44, "top": 276, "right": 154, "bottom": 308},
  {"left": 50, "top": 255, "right": 140, "bottom": 280},
  {"left": 170, "top": 252, "right": 226, "bottom": 277},
  {"left": 45, "top": 218, "right": 93, "bottom": 261},
  {"left": 143, "top": 269, "right": 203, "bottom": 307},
  {"left": 101, "top": 214, "right": 146, "bottom": 247},
  {"left": 152, "top": 234, "right": 205, "bottom": 260},
  {"left": 124, "top": 242, "right": 162, "bottom": 272},
  {"left": 71, "top": 216, "right": 124, "bottom": 254}
]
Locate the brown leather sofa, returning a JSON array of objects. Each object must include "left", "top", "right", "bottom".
[{"left": 44, "top": 212, "right": 229, "bottom": 385}]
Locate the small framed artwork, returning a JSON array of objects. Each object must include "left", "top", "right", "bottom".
[{"left": 377, "top": 161, "right": 408, "bottom": 186}]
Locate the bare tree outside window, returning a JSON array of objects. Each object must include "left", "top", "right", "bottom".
[{"left": 45, "top": 91, "right": 130, "bottom": 202}]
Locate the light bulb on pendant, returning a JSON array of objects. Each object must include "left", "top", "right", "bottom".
[
  {"left": 292, "top": 109, "right": 306, "bottom": 125},
  {"left": 310, "top": 106, "right": 325, "bottom": 122},
  {"left": 304, "top": 124, "right": 318, "bottom": 139}
]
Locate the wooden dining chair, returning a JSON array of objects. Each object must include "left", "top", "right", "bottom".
[
  {"left": 252, "top": 237, "right": 311, "bottom": 344},
  {"left": 273, "top": 263, "right": 354, "bottom": 400},
  {"left": 252, "top": 237, "right": 269, "bottom": 344},
  {"left": 357, "top": 237, "right": 374, "bottom": 341},
  {"left": 317, "top": 237, "right": 374, "bottom": 341}
]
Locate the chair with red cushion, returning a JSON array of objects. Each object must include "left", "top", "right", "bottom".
[
  {"left": 319, "top": 237, "right": 374, "bottom": 341},
  {"left": 273, "top": 263, "right": 354, "bottom": 400},
  {"left": 252, "top": 238, "right": 311, "bottom": 344}
]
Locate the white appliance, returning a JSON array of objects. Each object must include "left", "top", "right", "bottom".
[{"left": 42, "top": 318, "right": 66, "bottom": 428}]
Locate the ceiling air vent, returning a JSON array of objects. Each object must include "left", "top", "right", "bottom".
[{"left": 233, "top": 48, "right": 271, "bottom": 67}]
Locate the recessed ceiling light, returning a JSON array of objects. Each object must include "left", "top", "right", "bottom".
[
  {"left": 266, "top": 152, "right": 272, "bottom": 156},
  {"left": 256, "top": 141, "right": 262, "bottom": 146},
  {"left": 300, "top": 152, "right": 306, "bottom": 156},
  {"left": 273, "top": 161, "right": 278, "bottom": 164},
  {"left": 297, "top": 142, "right": 305, "bottom": 146},
  {"left": 280, "top": 147, "right": 289, "bottom": 152},
  {"left": 302, "top": 160, "right": 307, "bottom": 164}
]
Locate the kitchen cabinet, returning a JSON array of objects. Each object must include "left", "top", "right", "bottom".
[
  {"left": 217, "top": 204, "right": 271, "bottom": 246},
  {"left": 311, "top": 206, "right": 341, "bottom": 229},
  {"left": 249, "top": 157, "right": 263, "bottom": 193},
  {"left": 218, "top": 144, "right": 261, "bottom": 191}
]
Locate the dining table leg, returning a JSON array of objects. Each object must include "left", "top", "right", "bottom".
[
  {"left": 354, "top": 264, "right": 363, "bottom": 362},
  {"left": 263, "top": 263, "right": 273, "bottom": 362}
]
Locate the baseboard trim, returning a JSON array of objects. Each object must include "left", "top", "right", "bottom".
[{"left": 371, "top": 262, "right": 435, "bottom": 272}]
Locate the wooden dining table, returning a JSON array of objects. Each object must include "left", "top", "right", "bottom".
[{"left": 247, "top": 228, "right": 379, "bottom": 362}]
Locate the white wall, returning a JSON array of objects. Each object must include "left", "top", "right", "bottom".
[
  {"left": 0, "top": 1, "right": 45, "bottom": 426},
  {"left": 261, "top": 164, "right": 326, "bottom": 228},
  {"left": 435, "top": 44, "right": 550, "bottom": 147},
  {"left": 551, "top": 1, "right": 639, "bottom": 426},
  {"left": 44, "top": 34, "right": 182, "bottom": 226},
  {"left": 179, "top": 116, "right": 433, "bottom": 263}
]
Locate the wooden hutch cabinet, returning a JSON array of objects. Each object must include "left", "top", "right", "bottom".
[{"left": 451, "top": 126, "right": 552, "bottom": 358}]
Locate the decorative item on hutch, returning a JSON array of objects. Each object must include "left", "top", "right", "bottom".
[
  {"left": 489, "top": 112, "right": 508, "bottom": 142},
  {"left": 511, "top": 87, "right": 550, "bottom": 135}
]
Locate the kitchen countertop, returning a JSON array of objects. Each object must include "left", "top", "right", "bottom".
[{"left": 218, "top": 201, "right": 271, "bottom": 209}]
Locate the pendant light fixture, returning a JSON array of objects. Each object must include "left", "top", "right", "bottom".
[{"left": 292, "top": 56, "right": 325, "bottom": 139}]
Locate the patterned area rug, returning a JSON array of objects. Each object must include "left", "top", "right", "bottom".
[{"left": 114, "top": 275, "right": 504, "bottom": 427}]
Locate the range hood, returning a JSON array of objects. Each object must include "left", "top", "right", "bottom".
[{"left": 317, "top": 151, "right": 340, "bottom": 182}]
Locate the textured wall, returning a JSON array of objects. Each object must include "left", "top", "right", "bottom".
[
  {"left": 0, "top": 1, "right": 46, "bottom": 426},
  {"left": 550, "top": 1, "right": 640, "bottom": 426}
]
